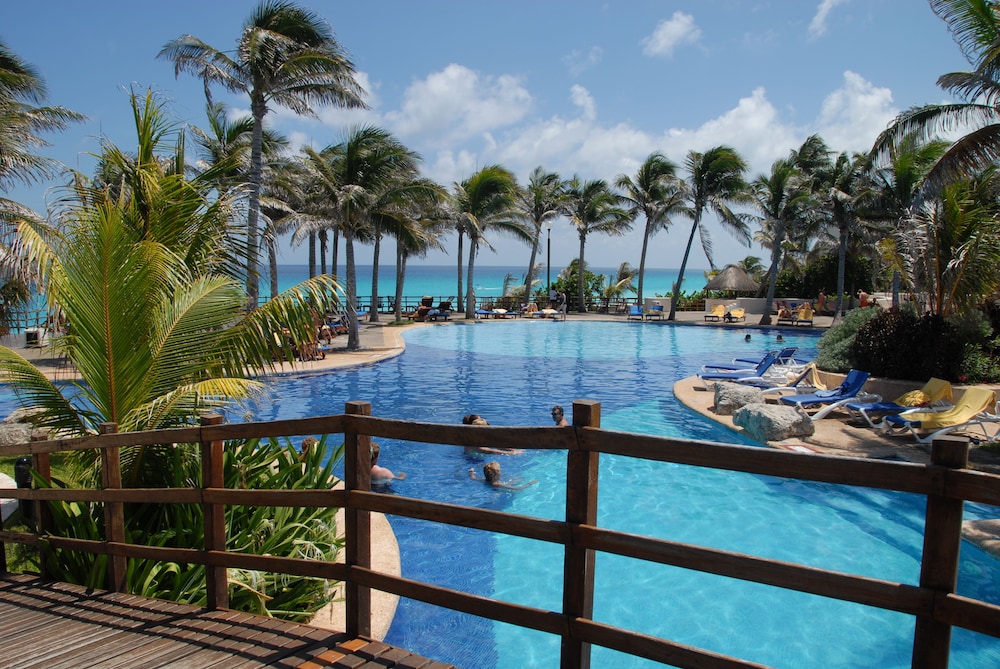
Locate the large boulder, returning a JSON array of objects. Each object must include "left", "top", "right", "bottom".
[
  {"left": 713, "top": 382, "right": 765, "bottom": 416},
  {"left": 733, "top": 404, "right": 815, "bottom": 442},
  {"left": 0, "top": 423, "right": 32, "bottom": 448}
]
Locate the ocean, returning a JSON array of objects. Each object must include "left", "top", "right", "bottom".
[{"left": 265, "top": 264, "right": 708, "bottom": 302}]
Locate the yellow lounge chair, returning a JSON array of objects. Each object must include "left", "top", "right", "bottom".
[
  {"left": 704, "top": 304, "right": 725, "bottom": 322},
  {"left": 845, "top": 377, "right": 954, "bottom": 428},
  {"left": 794, "top": 306, "right": 814, "bottom": 325},
  {"left": 725, "top": 307, "right": 745, "bottom": 323},
  {"left": 882, "top": 386, "right": 997, "bottom": 443}
]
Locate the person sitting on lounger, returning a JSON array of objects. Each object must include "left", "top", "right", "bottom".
[
  {"left": 524, "top": 302, "right": 538, "bottom": 315},
  {"left": 469, "top": 461, "right": 537, "bottom": 490}
]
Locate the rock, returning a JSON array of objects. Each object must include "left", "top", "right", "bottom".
[
  {"left": 713, "top": 382, "right": 764, "bottom": 416},
  {"left": 0, "top": 423, "right": 32, "bottom": 447},
  {"left": 733, "top": 404, "right": 815, "bottom": 442}
]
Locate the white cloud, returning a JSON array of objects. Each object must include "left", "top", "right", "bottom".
[
  {"left": 384, "top": 64, "right": 533, "bottom": 143},
  {"left": 815, "top": 70, "right": 897, "bottom": 152},
  {"left": 563, "top": 46, "right": 604, "bottom": 77},
  {"left": 642, "top": 12, "right": 702, "bottom": 57},
  {"left": 570, "top": 85, "right": 596, "bottom": 121},
  {"left": 809, "top": 0, "right": 849, "bottom": 40}
]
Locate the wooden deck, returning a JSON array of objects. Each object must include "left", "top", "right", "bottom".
[{"left": 0, "top": 574, "right": 453, "bottom": 669}]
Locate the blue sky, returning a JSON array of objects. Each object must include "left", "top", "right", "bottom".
[{"left": 4, "top": 1, "right": 968, "bottom": 272}]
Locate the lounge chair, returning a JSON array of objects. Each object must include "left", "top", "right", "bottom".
[
  {"left": 794, "top": 306, "right": 814, "bottom": 326},
  {"left": 728, "top": 347, "right": 802, "bottom": 369},
  {"left": 645, "top": 304, "right": 664, "bottom": 321},
  {"left": 882, "top": 386, "right": 998, "bottom": 444},
  {"left": 697, "top": 351, "right": 781, "bottom": 389},
  {"left": 475, "top": 308, "right": 496, "bottom": 319},
  {"left": 756, "top": 363, "right": 827, "bottom": 396},
  {"left": 845, "top": 377, "right": 953, "bottom": 428},
  {"left": 704, "top": 304, "right": 725, "bottom": 322},
  {"left": 724, "top": 307, "right": 746, "bottom": 323},
  {"left": 778, "top": 369, "right": 878, "bottom": 420},
  {"left": 627, "top": 304, "right": 644, "bottom": 321}
]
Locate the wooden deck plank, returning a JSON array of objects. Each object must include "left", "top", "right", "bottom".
[{"left": 0, "top": 575, "right": 452, "bottom": 669}]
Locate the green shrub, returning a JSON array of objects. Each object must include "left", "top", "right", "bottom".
[
  {"left": 813, "top": 307, "right": 882, "bottom": 372},
  {"left": 851, "top": 310, "right": 963, "bottom": 381}
]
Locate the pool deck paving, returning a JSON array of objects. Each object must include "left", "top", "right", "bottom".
[{"left": 6, "top": 307, "right": 1000, "bottom": 612}]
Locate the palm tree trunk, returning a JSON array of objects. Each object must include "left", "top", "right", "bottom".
[
  {"left": 395, "top": 248, "right": 407, "bottom": 321},
  {"left": 466, "top": 238, "right": 478, "bottom": 319},
  {"left": 308, "top": 233, "right": 316, "bottom": 278},
  {"left": 319, "top": 230, "right": 328, "bottom": 275},
  {"left": 759, "top": 222, "right": 783, "bottom": 325},
  {"left": 835, "top": 224, "right": 848, "bottom": 321},
  {"left": 370, "top": 234, "right": 381, "bottom": 323},
  {"left": 576, "top": 232, "right": 587, "bottom": 313},
  {"left": 331, "top": 229, "right": 339, "bottom": 278},
  {"left": 523, "top": 227, "right": 539, "bottom": 301},
  {"left": 345, "top": 228, "right": 359, "bottom": 351},
  {"left": 669, "top": 213, "right": 701, "bottom": 320},
  {"left": 456, "top": 230, "right": 464, "bottom": 313},
  {"left": 637, "top": 218, "right": 652, "bottom": 304},
  {"left": 246, "top": 101, "right": 266, "bottom": 311},
  {"left": 268, "top": 237, "right": 279, "bottom": 301}
]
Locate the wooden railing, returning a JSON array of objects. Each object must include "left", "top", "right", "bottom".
[{"left": 1, "top": 400, "right": 999, "bottom": 669}]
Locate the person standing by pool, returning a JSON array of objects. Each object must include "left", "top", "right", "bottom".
[
  {"left": 551, "top": 405, "right": 569, "bottom": 426},
  {"left": 469, "top": 461, "right": 537, "bottom": 490},
  {"left": 371, "top": 442, "right": 406, "bottom": 481}
]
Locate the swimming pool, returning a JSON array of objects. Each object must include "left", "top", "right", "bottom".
[{"left": 245, "top": 320, "right": 1000, "bottom": 669}]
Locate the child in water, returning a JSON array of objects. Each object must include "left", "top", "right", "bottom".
[{"left": 469, "top": 461, "right": 537, "bottom": 490}]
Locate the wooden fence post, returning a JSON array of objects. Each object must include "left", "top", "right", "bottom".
[
  {"left": 33, "top": 448, "right": 52, "bottom": 579},
  {"left": 200, "top": 412, "right": 228, "bottom": 610},
  {"left": 98, "top": 422, "right": 127, "bottom": 592},
  {"left": 911, "top": 435, "right": 969, "bottom": 669},
  {"left": 344, "top": 400, "right": 372, "bottom": 638},
  {"left": 561, "top": 400, "right": 600, "bottom": 669}
]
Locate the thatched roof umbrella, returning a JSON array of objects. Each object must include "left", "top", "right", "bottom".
[{"left": 704, "top": 264, "right": 760, "bottom": 295}]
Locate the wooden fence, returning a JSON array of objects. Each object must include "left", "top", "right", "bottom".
[{"left": 1, "top": 400, "right": 999, "bottom": 669}]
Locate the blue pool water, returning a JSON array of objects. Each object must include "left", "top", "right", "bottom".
[{"left": 239, "top": 321, "right": 1000, "bottom": 669}]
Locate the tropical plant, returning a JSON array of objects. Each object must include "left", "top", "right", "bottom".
[
  {"left": 615, "top": 152, "right": 687, "bottom": 303},
  {"left": 37, "top": 435, "right": 343, "bottom": 621},
  {"left": 669, "top": 146, "right": 751, "bottom": 320},
  {"left": 514, "top": 166, "right": 564, "bottom": 298},
  {"left": 746, "top": 158, "right": 812, "bottom": 324},
  {"left": 159, "top": 0, "right": 367, "bottom": 308},
  {"left": 448, "top": 165, "right": 527, "bottom": 318},
  {"left": 562, "top": 177, "right": 631, "bottom": 312}
]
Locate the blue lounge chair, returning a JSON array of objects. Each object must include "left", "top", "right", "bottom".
[
  {"left": 645, "top": 304, "right": 665, "bottom": 320},
  {"left": 698, "top": 351, "right": 781, "bottom": 388},
  {"left": 725, "top": 347, "right": 803, "bottom": 369},
  {"left": 626, "top": 305, "right": 644, "bottom": 321},
  {"left": 778, "top": 370, "right": 878, "bottom": 420}
]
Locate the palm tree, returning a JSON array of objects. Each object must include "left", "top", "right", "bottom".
[
  {"left": 2, "top": 90, "right": 338, "bottom": 444},
  {"left": 562, "top": 177, "right": 631, "bottom": 312},
  {"left": 449, "top": 165, "right": 527, "bottom": 318},
  {"left": 746, "top": 158, "right": 812, "bottom": 324},
  {"left": 615, "top": 152, "right": 687, "bottom": 304},
  {"left": 821, "top": 151, "right": 868, "bottom": 319},
  {"left": 159, "top": 0, "right": 367, "bottom": 309},
  {"left": 303, "top": 125, "right": 433, "bottom": 348},
  {"left": 669, "top": 147, "right": 750, "bottom": 320},
  {"left": 0, "top": 39, "right": 83, "bottom": 310},
  {"left": 513, "top": 166, "right": 564, "bottom": 299}
]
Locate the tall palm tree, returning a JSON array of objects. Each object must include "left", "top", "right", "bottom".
[
  {"left": 821, "top": 151, "right": 868, "bottom": 319},
  {"left": 449, "top": 165, "right": 526, "bottom": 318},
  {"left": 159, "top": 0, "right": 367, "bottom": 309},
  {"left": 669, "top": 146, "right": 750, "bottom": 320},
  {"left": 562, "top": 177, "right": 631, "bottom": 312},
  {"left": 746, "top": 158, "right": 811, "bottom": 324},
  {"left": 513, "top": 166, "right": 564, "bottom": 300},
  {"left": 303, "top": 125, "right": 433, "bottom": 348},
  {"left": 615, "top": 152, "right": 688, "bottom": 304},
  {"left": 0, "top": 39, "right": 83, "bottom": 303}
]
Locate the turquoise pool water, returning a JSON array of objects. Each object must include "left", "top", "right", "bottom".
[{"left": 242, "top": 320, "right": 1000, "bottom": 669}]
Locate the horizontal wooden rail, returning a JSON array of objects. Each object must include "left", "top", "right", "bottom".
[{"left": 0, "top": 402, "right": 997, "bottom": 669}]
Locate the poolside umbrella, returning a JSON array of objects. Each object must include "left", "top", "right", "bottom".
[{"left": 704, "top": 264, "right": 759, "bottom": 294}]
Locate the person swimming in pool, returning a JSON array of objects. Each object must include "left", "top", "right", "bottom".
[
  {"left": 469, "top": 461, "right": 537, "bottom": 490},
  {"left": 462, "top": 415, "right": 524, "bottom": 455},
  {"left": 551, "top": 405, "right": 569, "bottom": 427},
  {"left": 370, "top": 442, "right": 406, "bottom": 482}
]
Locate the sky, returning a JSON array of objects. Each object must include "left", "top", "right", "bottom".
[{"left": 3, "top": 0, "right": 971, "bottom": 273}]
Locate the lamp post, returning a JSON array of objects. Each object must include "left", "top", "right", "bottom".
[{"left": 546, "top": 223, "right": 552, "bottom": 291}]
